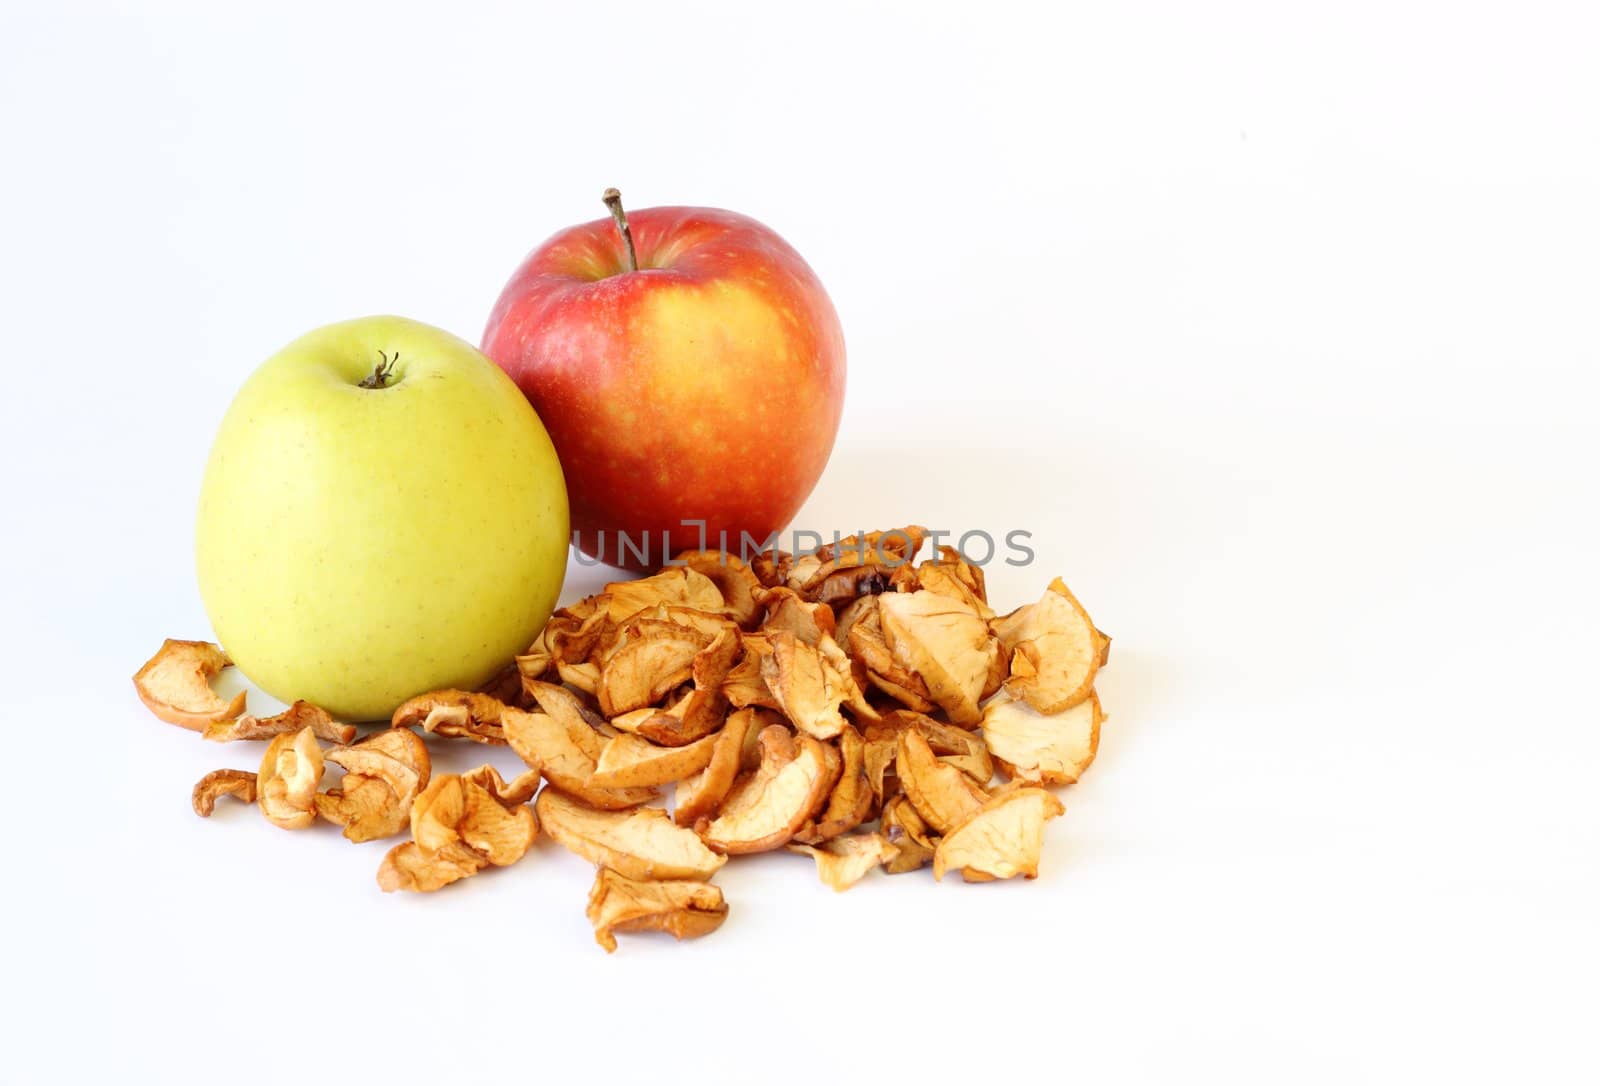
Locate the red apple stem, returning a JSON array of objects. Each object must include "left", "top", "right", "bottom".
[{"left": 602, "top": 187, "right": 639, "bottom": 273}]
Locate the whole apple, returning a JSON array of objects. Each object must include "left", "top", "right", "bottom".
[
  {"left": 196, "top": 316, "right": 569, "bottom": 721},
  {"left": 481, "top": 190, "right": 844, "bottom": 570}
]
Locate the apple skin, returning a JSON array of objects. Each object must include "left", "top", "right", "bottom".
[
  {"left": 481, "top": 205, "right": 844, "bottom": 570},
  {"left": 196, "top": 316, "right": 569, "bottom": 721}
]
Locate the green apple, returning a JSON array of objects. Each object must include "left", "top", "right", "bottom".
[{"left": 196, "top": 315, "right": 569, "bottom": 721}]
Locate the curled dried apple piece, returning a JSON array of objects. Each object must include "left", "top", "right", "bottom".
[
  {"left": 205, "top": 700, "right": 355, "bottom": 745},
  {"left": 896, "top": 547, "right": 995, "bottom": 621},
  {"left": 585, "top": 867, "right": 728, "bottom": 954},
  {"left": 794, "top": 724, "right": 873, "bottom": 844},
  {"left": 786, "top": 527, "right": 927, "bottom": 594},
  {"left": 557, "top": 660, "right": 601, "bottom": 696},
  {"left": 878, "top": 590, "right": 998, "bottom": 726},
  {"left": 634, "top": 626, "right": 739, "bottom": 746},
  {"left": 673, "top": 707, "right": 765, "bottom": 827},
  {"left": 314, "top": 728, "right": 431, "bottom": 842},
  {"left": 761, "top": 631, "right": 867, "bottom": 740},
  {"left": 592, "top": 729, "right": 720, "bottom": 789},
  {"left": 990, "top": 578, "right": 1101, "bottom": 714},
  {"left": 698, "top": 729, "right": 837, "bottom": 854},
  {"left": 676, "top": 551, "right": 762, "bottom": 629},
  {"left": 723, "top": 633, "right": 779, "bottom": 711},
  {"left": 257, "top": 727, "right": 325, "bottom": 830},
  {"left": 982, "top": 690, "right": 1102, "bottom": 786},
  {"left": 391, "top": 690, "right": 511, "bottom": 746},
  {"left": 377, "top": 768, "right": 538, "bottom": 892},
  {"left": 508, "top": 683, "right": 657, "bottom": 810},
  {"left": 844, "top": 599, "right": 936, "bottom": 713},
  {"left": 597, "top": 621, "right": 711, "bottom": 717},
  {"left": 602, "top": 567, "right": 728, "bottom": 623},
  {"left": 932, "top": 787, "right": 1064, "bottom": 882},
  {"left": 895, "top": 730, "right": 987, "bottom": 835},
  {"left": 191, "top": 769, "right": 257, "bottom": 817},
  {"left": 753, "top": 586, "right": 836, "bottom": 645},
  {"left": 132, "top": 639, "right": 246, "bottom": 731},
  {"left": 461, "top": 763, "right": 543, "bottom": 805},
  {"left": 880, "top": 794, "right": 938, "bottom": 873},
  {"left": 788, "top": 832, "right": 901, "bottom": 891},
  {"left": 536, "top": 789, "right": 726, "bottom": 881},
  {"left": 878, "top": 709, "right": 993, "bottom": 783}
]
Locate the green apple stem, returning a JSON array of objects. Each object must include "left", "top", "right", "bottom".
[
  {"left": 602, "top": 187, "right": 638, "bottom": 273},
  {"left": 359, "top": 351, "right": 397, "bottom": 390}
]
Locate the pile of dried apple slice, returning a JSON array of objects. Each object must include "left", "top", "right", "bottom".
[{"left": 136, "top": 527, "right": 1110, "bottom": 952}]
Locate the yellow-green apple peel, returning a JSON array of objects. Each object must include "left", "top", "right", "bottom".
[{"left": 196, "top": 316, "right": 569, "bottom": 721}]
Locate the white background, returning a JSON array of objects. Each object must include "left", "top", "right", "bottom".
[{"left": 2, "top": 2, "right": 1595, "bottom": 1082}]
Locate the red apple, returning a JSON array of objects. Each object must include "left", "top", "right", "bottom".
[{"left": 481, "top": 190, "right": 845, "bottom": 570}]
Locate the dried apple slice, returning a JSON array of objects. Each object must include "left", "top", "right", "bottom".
[
  {"left": 787, "top": 832, "right": 901, "bottom": 891},
  {"left": 786, "top": 527, "right": 927, "bottom": 594},
  {"left": 460, "top": 763, "right": 542, "bottom": 805},
  {"left": 602, "top": 567, "right": 728, "bottom": 623},
  {"left": 191, "top": 769, "right": 257, "bottom": 817},
  {"left": 982, "top": 690, "right": 1102, "bottom": 786},
  {"left": 845, "top": 599, "right": 936, "bottom": 713},
  {"left": 793, "top": 724, "right": 873, "bottom": 843},
  {"left": 257, "top": 727, "right": 324, "bottom": 830},
  {"left": 698, "top": 730, "right": 836, "bottom": 854},
  {"left": 592, "top": 730, "right": 720, "bottom": 789},
  {"left": 878, "top": 591, "right": 998, "bottom": 726},
  {"left": 634, "top": 626, "right": 739, "bottom": 746},
  {"left": 723, "top": 633, "right": 780, "bottom": 711},
  {"left": 879, "top": 794, "right": 938, "bottom": 873},
  {"left": 762, "top": 631, "right": 867, "bottom": 740},
  {"left": 506, "top": 684, "right": 657, "bottom": 811},
  {"left": 597, "top": 622, "right": 711, "bottom": 717},
  {"left": 932, "top": 787, "right": 1064, "bottom": 882},
  {"left": 585, "top": 866, "right": 728, "bottom": 953},
  {"left": 878, "top": 709, "right": 993, "bottom": 783},
  {"left": 990, "top": 578, "right": 1101, "bottom": 714},
  {"left": 314, "top": 728, "right": 431, "bottom": 842},
  {"left": 535, "top": 789, "right": 727, "bottom": 880},
  {"left": 676, "top": 551, "right": 762, "bottom": 629},
  {"left": 204, "top": 700, "right": 355, "bottom": 745},
  {"left": 753, "top": 586, "right": 836, "bottom": 645},
  {"left": 377, "top": 769, "right": 538, "bottom": 892},
  {"left": 673, "top": 707, "right": 765, "bottom": 827},
  {"left": 391, "top": 689, "right": 511, "bottom": 745},
  {"left": 132, "top": 639, "right": 246, "bottom": 731},
  {"left": 895, "top": 730, "right": 987, "bottom": 835}
]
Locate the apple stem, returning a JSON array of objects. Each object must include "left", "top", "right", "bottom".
[
  {"left": 602, "top": 187, "right": 638, "bottom": 273},
  {"left": 359, "top": 351, "right": 397, "bottom": 390}
]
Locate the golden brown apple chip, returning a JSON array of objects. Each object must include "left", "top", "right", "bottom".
[
  {"left": 515, "top": 625, "right": 555, "bottom": 685},
  {"left": 750, "top": 549, "right": 795, "bottom": 589},
  {"left": 191, "top": 769, "right": 257, "bottom": 817},
  {"left": 391, "top": 690, "right": 511, "bottom": 746},
  {"left": 793, "top": 724, "right": 874, "bottom": 844},
  {"left": 879, "top": 794, "right": 938, "bottom": 874},
  {"left": 810, "top": 564, "right": 897, "bottom": 608},
  {"left": 257, "top": 727, "right": 325, "bottom": 830},
  {"left": 753, "top": 586, "right": 836, "bottom": 645},
  {"left": 983, "top": 690, "right": 1103, "bottom": 786},
  {"left": 633, "top": 627, "right": 739, "bottom": 746},
  {"left": 675, "top": 551, "right": 762, "bottom": 629},
  {"left": 893, "top": 546, "right": 995, "bottom": 621},
  {"left": 878, "top": 590, "right": 998, "bottom": 725},
  {"left": 878, "top": 709, "right": 993, "bottom": 783},
  {"left": 723, "top": 633, "right": 780, "bottom": 711},
  {"left": 506, "top": 684, "right": 657, "bottom": 811},
  {"left": 477, "top": 664, "right": 526, "bottom": 707},
  {"left": 844, "top": 599, "right": 937, "bottom": 713},
  {"left": 597, "top": 621, "right": 712, "bottom": 717},
  {"left": 586, "top": 866, "right": 728, "bottom": 953},
  {"left": 536, "top": 790, "right": 727, "bottom": 881},
  {"left": 699, "top": 730, "right": 837, "bottom": 854},
  {"left": 673, "top": 708, "right": 764, "bottom": 827},
  {"left": 862, "top": 729, "right": 900, "bottom": 804},
  {"left": 133, "top": 639, "right": 246, "bottom": 731},
  {"left": 314, "top": 728, "right": 432, "bottom": 842},
  {"left": 762, "top": 631, "right": 871, "bottom": 740},
  {"left": 932, "top": 787, "right": 1064, "bottom": 882},
  {"left": 377, "top": 769, "right": 538, "bottom": 893},
  {"left": 592, "top": 730, "right": 721, "bottom": 789},
  {"left": 787, "top": 832, "right": 901, "bottom": 891},
  {"left": 204, "top": 700, "right": 356, "bottom": 746},
  {"left": 460, "top": 763, "right": 543, "bottom": 805},
  {"left": 990, "top": 578, "right": 1101, "bottom": 714},
  {"left": 895, "top": 730, "right": 987, "bottom": 835},
  {"left": 602, "top": 567, "right": 728, "bottom": 623},
  {"left": 785, "top": 527, "right": 928, "bottom": 595},
  {"left": 556, "top": 660, "right": 602, "bottom": 696}
]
